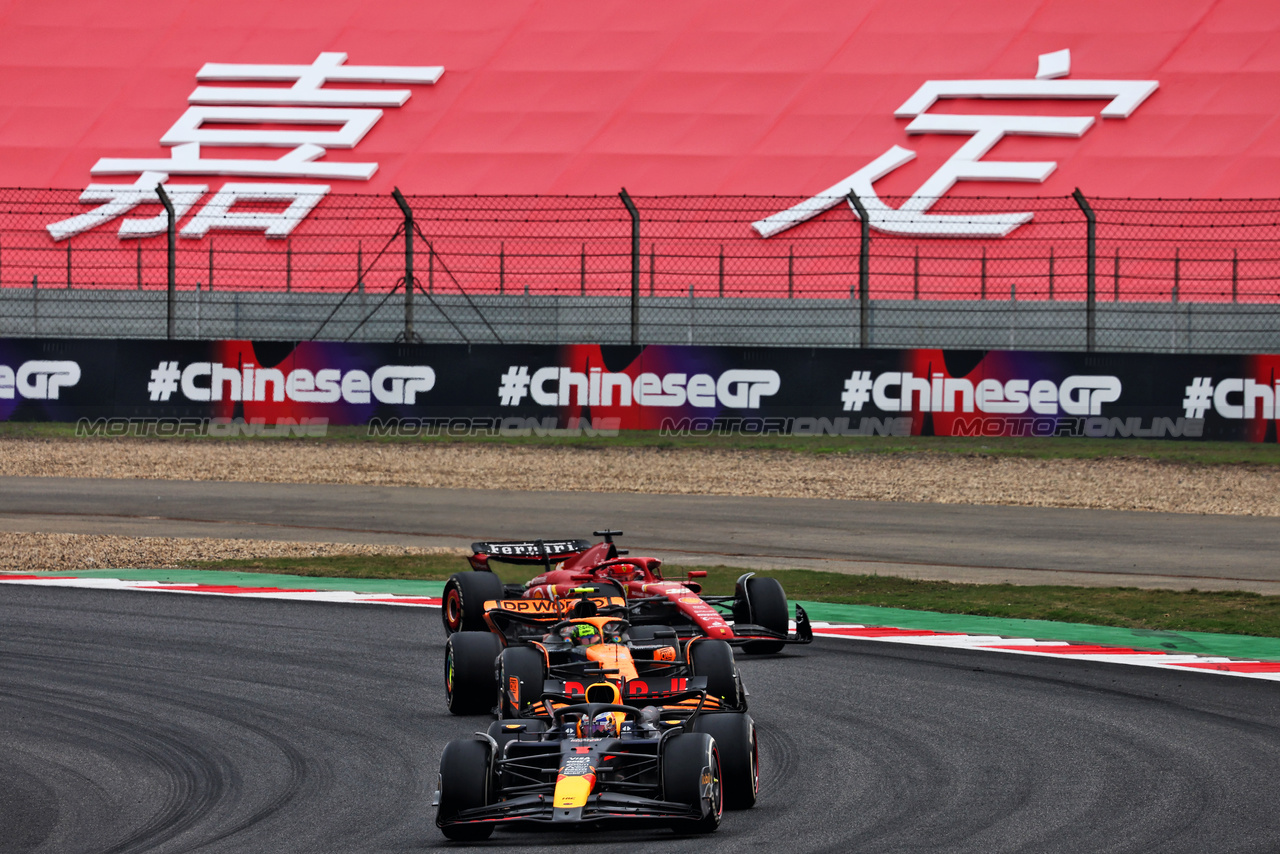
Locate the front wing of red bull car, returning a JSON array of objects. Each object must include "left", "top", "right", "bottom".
[
  {"left": 450, "top": 531, "right": 813, "bottom": 654},
  {"left": 434, "top": 685, "right": 754, "bottom": 840}
]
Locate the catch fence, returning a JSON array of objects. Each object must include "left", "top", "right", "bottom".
[{"left": 1, "top": 189, "right": 1278, "bottom": 353}]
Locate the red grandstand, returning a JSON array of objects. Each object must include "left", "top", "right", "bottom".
[{"left": 0, "top": 0, "right": 1276, "bottom": 299}]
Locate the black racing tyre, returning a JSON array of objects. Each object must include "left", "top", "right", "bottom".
[
  {"left": 436, "top": 738, "right": 494, "bottom": 840},
  {"left": 661, "top": 732, "right": 722, "bottom": 834},
  {"left": 628, "top": 626, "right": 679, "bottom": 641},
  {"left": 586, "top": 578, "right": 628, "bottom": 600},
  {"left": 441, "top": 571, "right": 505, "bottom": 636},
  {"left": 688, "top": 639, "right": 740, "bottom": 707},
  {"left": 741, "top": 575, "right": 789, "bottom": 655},
  {"left": 487, "top": 718, "right": 548, "bottom": 756},
  {"left": 627, "top": 625, "right": 680, "bottom": 662},
  {"left": 496, "top": 646, "right": 547, "bottom": 718},
  {"left": 444, "top": 631, "right": 502, "bottom": 715},
  {"left": 691, "top": 713, "right": 758, "bottom": 809}
]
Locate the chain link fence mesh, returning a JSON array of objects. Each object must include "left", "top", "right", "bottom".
[{"left": 0, "top": 188, "right": 1278, "bottom": 352}]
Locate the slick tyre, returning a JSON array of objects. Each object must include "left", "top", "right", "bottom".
[
  {"left": 662, "top": 733, "right": 722, "bottom": 834},
  {"left": 444, "top": 631, "right": 502, "bottom": 715},
  {"left": 688, "top": 639, "right": 741, "bottom": 707},
  {"left": 496, "top": 646, "right": 547, "bottom": 718},
  {"left": 627, "top": 626, "right": 679, "bottom": 661},
  {"left": 741, "top": 576, "right": 788, "bottom": 655},
  {"left": 436, "top": 738, "right": 494, "bottom": 841},
  {"left": 441, "top": 571, "right": 504, "bottom": 636},
  {"left": 692, "top": 713, "right": 758, "bottom": 809}
]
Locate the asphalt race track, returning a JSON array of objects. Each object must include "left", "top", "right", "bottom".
[
  {"left": 3, "top": 585, "right": 1279, "bottom": 854},
  {"left": 4, "top": 476, "right": 1280, "bottom": 592}
]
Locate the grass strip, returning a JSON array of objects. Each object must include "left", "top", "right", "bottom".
[
  {"left": 4, "top": 421, "right": 1280, "bottom": 465},
  {"left": 185, "top": 554, "right": 1280, "bottom": 640}
]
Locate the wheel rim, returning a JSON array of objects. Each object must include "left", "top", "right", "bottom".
[
  {"left": 445, "top": 647, "right": 455, "bottom": 700},
  {"left": 445, "top": 589, "right": 462, "bottom": 631},
  {"left": 710, "top": 748, "right": 723, "bottom": 818},
  {"left": 750, "top": 728, "right": 760, "bottom": 795}
]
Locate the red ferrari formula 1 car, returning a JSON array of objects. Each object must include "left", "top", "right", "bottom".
[{"left": 440, "top": 531, "right": 811, "bottom": 654}]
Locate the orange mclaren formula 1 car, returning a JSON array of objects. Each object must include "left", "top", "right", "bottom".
[
  {"left": 443, "top": 592, "right": 749, "bottom": 718},
  {"left": 440, "top": 530, "right": 812, "bottom": 654}
]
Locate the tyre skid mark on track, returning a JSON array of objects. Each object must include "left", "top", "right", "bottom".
[{"left": 3, "top": 573, "right": 1278, "bottom": 681}]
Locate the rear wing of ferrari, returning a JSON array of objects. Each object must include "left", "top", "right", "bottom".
[
  {"left": 471, "top": 538, "right": 593, "bottom": 565},
  {"left": 469, "top": 531, "right": 628, "bottom": 571},
  {"left": 468, "top": 538, "right": 595, "bottom": 571}
]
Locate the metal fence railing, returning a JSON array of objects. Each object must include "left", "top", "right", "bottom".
[{"left": 1, "top": 188, "right": 1279, "bottom": 353}]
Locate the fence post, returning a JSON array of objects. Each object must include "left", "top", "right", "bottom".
[
  {"left": 1232, "top": 249, "right": 1238, "bottom": 303},
  {"left": 649, "top": 243, "right": 655, "bottom": 297},
  {"left": 1049, "top": 246, "right": 1055, "bottom": 300},
  {"left": 913, "top": 246, "right": 920, "bottom": 300},
  {"left": 619, "top": 188, "right": 640, "bottom": 346},
  {"left": 1173, "top": 247, "right": 1180, "bottom": 303},
  {"left": 980, "top": 245, "right": 986, "bottom": 299},
  {"left": 1113, "top": 248, "right": 1119, "bottom": 301},
  {"left": 156, "top": 183, "right": 176, "bottom": 340},
  {"left": 846, "top": 191, "right": 871, "bottom": 347},
  {"left": 718, "top": 244, "right": 724, "bottom": 297},
  {"left": 357, "top": 242, "right": 364, "bottom": 293},
  {"left": 391, "top": 187, "right": 416, "bottom": 342},
  {"left": 788, "top": 246, "right": 794, "bottom": 299},
  {"left": 1071, "top": 188, "right": 1096, "bottom": 352}
]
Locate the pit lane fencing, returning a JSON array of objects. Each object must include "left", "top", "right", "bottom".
[{"left": 2, "top": 189, "right": 1280, "bottom": 353}]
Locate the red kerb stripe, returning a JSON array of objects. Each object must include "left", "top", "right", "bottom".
[
  {"left": 153, "top": 585, "right": 318, "bottom": 594},
  {"left": 817, "top": 627, "right": 958, "bottom": 638},
  {"left": 1172, "top": 662, "right": 1280, "bottom": 673},
  {"left": 991, "top": 645, "right": 1164, "bottom": 655},
  {"left": 0, "top": 574, "right": 76, "bottom": 580}
]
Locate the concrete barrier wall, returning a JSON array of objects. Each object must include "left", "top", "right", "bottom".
[{"left": 1, "top": 286, "right": 1277, "bottom": 354}]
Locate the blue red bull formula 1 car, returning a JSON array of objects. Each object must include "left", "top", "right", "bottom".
[
  {"left": 434, "top": 679, "right": 752, "bottom": 839},
  {"left": 440, "top": 530, "right": 812, "bottom": 654}
]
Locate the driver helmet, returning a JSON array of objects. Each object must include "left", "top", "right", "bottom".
[
  {"left": 577, "top": 712, "right": 619, "bottom": 738},
  {"left": 607, "top": 563, "right": 636, "bottom": 581},
  {"left": 572, "top": 623, "right": 602, "bottom": 647}
]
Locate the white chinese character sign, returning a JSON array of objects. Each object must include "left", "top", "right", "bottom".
[
  {"left": 47, "top": 53, "right": 442, "bottom": 242},
  {"left": 753, "top": 50, "right": 1158, "bottom": 240}
]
